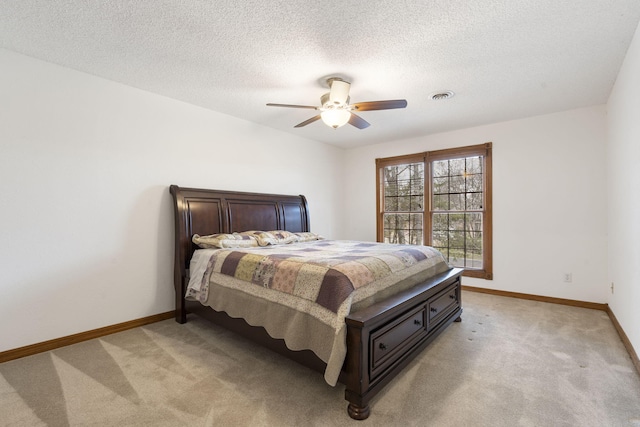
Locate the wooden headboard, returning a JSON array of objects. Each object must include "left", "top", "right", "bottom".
[{"left": 169, "top": 185, "right": 310, "bottom": 322}]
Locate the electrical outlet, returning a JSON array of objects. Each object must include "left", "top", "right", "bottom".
[{"left": 563, "top": 273, "right": 572, "bottom": 283}]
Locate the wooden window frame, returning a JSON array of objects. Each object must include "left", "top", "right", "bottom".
[{"left": 376, "top": 143, "right": 493, "bottom": 280}]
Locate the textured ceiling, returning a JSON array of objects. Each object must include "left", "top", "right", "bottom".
[{"left": 1, "top": 1, "right": 639, "bottom": 148}]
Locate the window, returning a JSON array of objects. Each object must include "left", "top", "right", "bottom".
[{"left": 376, "top": 143, "right": 493, "bottom": 279}]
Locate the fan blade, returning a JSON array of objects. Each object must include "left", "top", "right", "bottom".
[
  {"left": 351, "top": 100, "right": 407, "bottom": 111},
  {"left": 348, "top": 113, "right": 370, "bottom": 129},
  {"left": 294, "top": 115, "right": 322, "bottom": 128},
  {"left": 267, "top": 103, "right": 318, "bottom": 110},
  {"left": 329, "top": 79, "right": 350, "bottom": 105}
]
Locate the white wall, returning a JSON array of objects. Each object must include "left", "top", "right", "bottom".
[
  {"left": 607, "top": 21, "right": 640, "bottom": 355},
  {"left": 0, "top": 49, "right": 344, "bottom": 352},
  {"left": 343, "top": 106, "right": 609, "bottom": 303}
]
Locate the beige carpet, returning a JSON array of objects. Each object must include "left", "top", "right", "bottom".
[{"left": 1, "top": 291, "right": 639, "bottom": 426}]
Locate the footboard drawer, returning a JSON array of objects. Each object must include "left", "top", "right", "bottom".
[
  {"left": 427, "top": 282, "right": 460, "bottom": 330},
  {"left": 370, "top": 304, "right": 426, "bottom": 378}
]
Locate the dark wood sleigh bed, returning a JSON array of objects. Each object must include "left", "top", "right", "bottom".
[{"left": 170, "top": 185, "right": 463, "bottom": 420}]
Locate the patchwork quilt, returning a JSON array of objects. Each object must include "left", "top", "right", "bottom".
[{"left": 187, "top": 240, "right": 449, "bottom": 385}]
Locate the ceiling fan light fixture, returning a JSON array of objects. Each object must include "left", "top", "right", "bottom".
[
  {"left": 321, "top": 108, "right": 351, "bottom": 129},
  {"left": 267, "top": 77, "right": 407, "bottom": 130}
]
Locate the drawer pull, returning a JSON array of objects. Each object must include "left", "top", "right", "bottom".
[
  {"left": 379, "top": 343, "right": 387, "bottom": 350},
  {"left": 430, "top": 307, "right": 438, "bottom": 313},
  {"left": 449, "top": 294, "right": 455, "bottom": 299},
  {"left": 414, "top": 319, "right": 422, "bottom": 325}
]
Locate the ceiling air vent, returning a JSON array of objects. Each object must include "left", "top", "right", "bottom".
[{"left": 430, "top": 91, "right": 455, "bottom": 101}]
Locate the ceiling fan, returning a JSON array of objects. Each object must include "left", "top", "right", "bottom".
[{"left": 266, "top": 77, "right": 407, "bottom": 129}]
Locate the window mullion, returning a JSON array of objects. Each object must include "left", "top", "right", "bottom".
[{"left": 423, "top": 154, "right": 430, "bottom": 247}]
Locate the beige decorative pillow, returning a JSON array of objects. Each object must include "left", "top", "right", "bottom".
[
  {"left": 192, "top": 233, "right": 259, "bottom": 249},
  {"left": 294, "top": 232, "right": 324, "bottom": 242},
  {"left": 241, "top": 230, "right": 299, "bottom": 246}
]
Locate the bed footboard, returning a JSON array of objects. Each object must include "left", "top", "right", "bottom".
[{"left": 343, "top": 268, "right": 463, "bottom": 420}]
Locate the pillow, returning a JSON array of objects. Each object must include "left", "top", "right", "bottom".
[
  {"left": 241, "top": 230, "right": 299, "bottom": 246},
  {"left": 294, "top": 232, "right": 324, "bottom": 242},
  {"left": 192, "top": 233, "right": 259, "bottom": 249}
]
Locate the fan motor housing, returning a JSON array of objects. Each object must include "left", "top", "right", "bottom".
[{"left": 321, "top": 92, "right": 350, "bottom": 108}]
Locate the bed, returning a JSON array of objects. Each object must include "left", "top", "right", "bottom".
[{"left": 170, "top": 185, "right": 463, "bottom": 420}]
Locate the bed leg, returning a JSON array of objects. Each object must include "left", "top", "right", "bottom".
[
  {"left": 176, "top": 308, "right": 187, "bottom": 324},
  {"left": 454, "top": 316, "right": 462, "bottom": 322},
  {"left": 175, "top": 291, "right": 187, "bottom": 324},
  {"left": 347, "top": 403, "right": 370, "bottom": 420}
]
